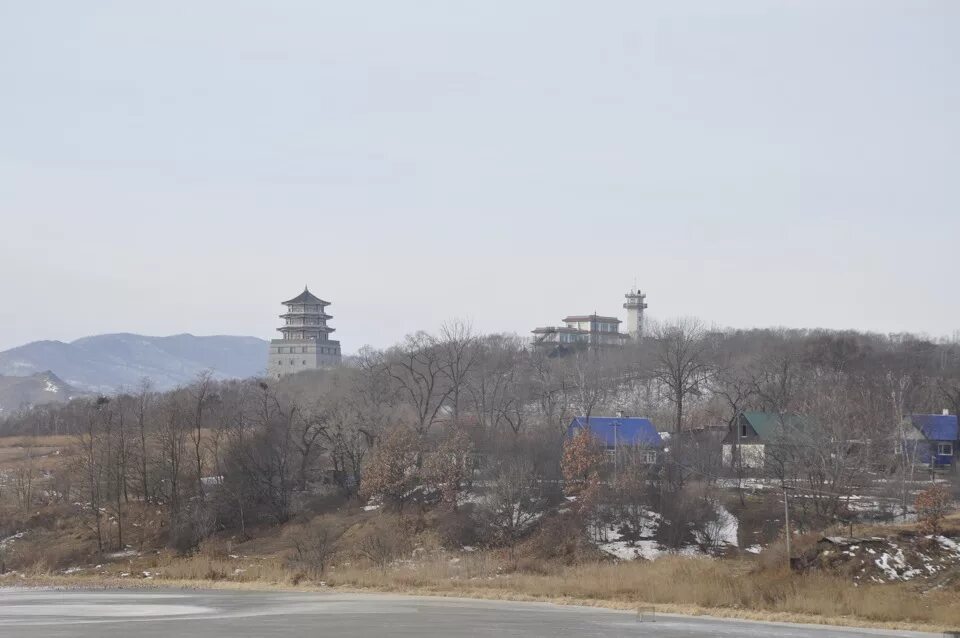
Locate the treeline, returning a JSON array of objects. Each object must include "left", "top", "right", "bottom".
[{"left": 2, "top": 322, "right": 959, "bottom": 555}]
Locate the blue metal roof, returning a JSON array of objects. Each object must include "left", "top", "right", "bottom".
[
  {"left": 568, "top": 416, "right": 664, "bottom": 448},
  {"left": 910, "top": 414, "right": 959, "bottom": 442}
]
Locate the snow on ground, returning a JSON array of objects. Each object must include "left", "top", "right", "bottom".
[
  {"left": 596, "top": 502, "right": 741, "bottom": 561},
  {"left": 939, "top": 536, "right": 960, "bottom": 553},
  {"left": 0, "top": 532, "right": 25, "bottom": 551},
  {"left": 455, "top": 491, "right": 485, "bottom": 507},
  {"left": 692, "top": 502, "right": 739, "bottom": 549},
  {"left": 874, "top": 546, "right": 916, "bottom": 581},
  {"left": 596, "top": 526, "right": 664, "bottom": 561},
  {"left": 811, "top": 535, "right": 960, "bottom": 583}
]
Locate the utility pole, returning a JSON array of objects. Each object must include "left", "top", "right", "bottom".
[
  {"left": 735, "top": 410, "right": 744, "bottom": 506},
  {"left": 611, "top": 421, "right": 621, "bottom": 484},
  {"left": 783, "top": 485, "right": 791, "bottom": 570}
]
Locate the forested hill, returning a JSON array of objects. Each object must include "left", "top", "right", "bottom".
[
  {"left": 0, "top": 371, "right": 84, "bottom": 415},
  {"left": 0, "top": 333, "right": 269, "bottom": 393}
]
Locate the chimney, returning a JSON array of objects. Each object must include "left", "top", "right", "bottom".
[{"left": 944, "top": 409, "right": 951, "bottom": 416}]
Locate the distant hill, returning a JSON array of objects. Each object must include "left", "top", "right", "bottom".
[
  {"left": 0, "top": 371, "right": 85, "bottom": 415},
  {"left": 0, "top": 333, "right": 269, "bottom": 393}
]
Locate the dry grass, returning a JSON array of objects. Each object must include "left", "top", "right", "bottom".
[
  {"left": 9, "top": 552, "right": 960, "bottom": 633},
  {"left": 843, "top": 512, "right": 960, "bottom": 538},
  {"left": 320, "top": 554, "right": 960, "bottom": 630},
  {"left": 0, "top": 434, "right": 74, "bottom": 470},
  {"left": 0, "top": 435, "right": 75, "bottom": 449}
]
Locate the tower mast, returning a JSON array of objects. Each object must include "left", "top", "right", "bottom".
[{"left": 623, "top": 286, "right": 648, "bottom": 340}]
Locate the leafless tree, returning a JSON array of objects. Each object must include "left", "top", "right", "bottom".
[
  {"left": 437, "top": 320, "right": 480, "bottom": 424},
  {"left": 188, "top": 371, "right": 217, "bottom": 498},
  {"left": 384, "top": 332, "right": 455, "bottom": 436},
  {"left": 478, "top": 456, "right": 546, "bottom": 544},
  {"left": 528, "top": 349, "right": 575, "bottom": 437},
  {"left": 652, "top": 319, "right": 710, "bottom": 432},
  {"left": 571, "top": 352, "right": 611, "bottom": 426}
]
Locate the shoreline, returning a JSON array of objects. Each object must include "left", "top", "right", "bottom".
[{"left": 1, "top": 575, "right": 950, "bottom": 635}]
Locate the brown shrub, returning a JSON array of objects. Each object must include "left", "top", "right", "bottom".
[
  {"left": 916, "top": 485, "right": 952, "bottom": 535},
  {"left": 519, "top": 513, "right": 603, "bottom": 564},
  {"left": 431, "top": 508, "right": 477, "bottom": 549},
  {"left": 349, "top": 517, "right": 411, "bottom": 571},
  {"left": 286, "top": 519, "right": 340, "bottom": 575}
]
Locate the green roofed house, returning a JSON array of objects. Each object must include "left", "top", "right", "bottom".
[{"left": 721, "top": 411, "right": 812, "bottom": 470}]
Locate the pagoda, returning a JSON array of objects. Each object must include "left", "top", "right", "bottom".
[{"left": 267, "top": 286, "right": 342, "bottom": 378}]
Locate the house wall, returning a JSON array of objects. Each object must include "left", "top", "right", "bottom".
[{"left": 722, "top": 443, "right": 765, "bottom": 469}]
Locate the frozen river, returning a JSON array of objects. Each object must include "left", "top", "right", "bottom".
[{"left": 0, "top": 589, "right": 940, "bottom": 637}]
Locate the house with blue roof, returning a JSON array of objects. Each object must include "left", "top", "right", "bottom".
[
  {"left": 905, "top": 412, "right": 959, "bottom": 469},
  {"left": 567, "top": 414, "right": 664, "bottom": 464}
]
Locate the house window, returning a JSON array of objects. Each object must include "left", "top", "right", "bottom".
[
  {"left": 302, "top": 360, "right": 307, "bottom": 365},
  {"left": 740, "top": 423, "right": 748, "bottom": 437},
  {"left": 937, "top": 442, "right": 954, "bottom": 456},
  {"left": 643, "top": 450, "right": 657, "bottom": 464}
]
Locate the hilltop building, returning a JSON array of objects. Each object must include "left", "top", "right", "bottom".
[
  {"left": 531, "top": 287, "right": 646, "bottom": 350},
  {"left": 267, "top": 287, "right": 341, "bottom": 378},
  {"left": 532, "top": 314, "right": 629, "bottom": 348},
  {"left": 623, "top": 287, "right": 647, "bottom": 339}
]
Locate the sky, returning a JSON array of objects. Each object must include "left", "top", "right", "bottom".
[{"left": 1, "top": 1, "right": 958, "bottom": 353}]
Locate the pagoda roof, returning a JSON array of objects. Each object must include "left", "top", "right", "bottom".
[
  {"left": 282, "top": 287, "right": 330, "bottom": 306},
  {"left": 279, "top": 312, "right": 332, "bottom": 319}
]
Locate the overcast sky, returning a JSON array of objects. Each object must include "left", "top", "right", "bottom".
[{"left": 1, "top": 1, "right": 957, "bottom": 353}]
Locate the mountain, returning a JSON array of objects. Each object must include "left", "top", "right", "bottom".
[
  {"left": 0, "top": 333, "right": 269, "bottom": 393},
  {"left": 0, "top": 371, "right": 85, "bottom": 415}
]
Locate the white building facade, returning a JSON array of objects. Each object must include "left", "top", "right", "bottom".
[{"left": 531, "top": 287, "right": 646, "bottom": 349}]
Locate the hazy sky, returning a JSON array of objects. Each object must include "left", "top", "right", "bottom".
[{"left": 2, "top": 1, "right": 958, "bottom": 353}]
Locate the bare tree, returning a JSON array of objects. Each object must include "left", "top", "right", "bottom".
[
  {"left": 188, "top": 371, "right": 217, "bottom": 498},
  {"left": 437, "top": 320, "right": 480, "bottom": 424},
  {"left": 156, "top": 392, "right": 188, "bottom": 529},
  {"left": 653, "top": 319, "right": 710, "bottom": 432},
  {"left": 76, "top": 397, "right": 112, "bottom": 557},
  {"left": 469, "top": 335, "right": 528, "bottom": 435},
  {"left": 132, "top": 379, "right": 154, "bottom": 504},
  {"left": 571, "top": 353, "right": 611, "bottom": 426},
  {"left": 384, "top": 332, "right": 455, "bottom": 436},
  {"left": 479, "top": 456, "right": 546, "bottom": 544},
  {"left": 528, "top": 349, "right": 575, "bottom": 437}
]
